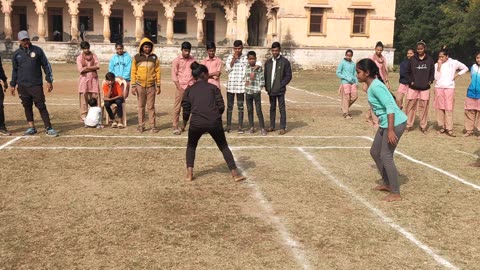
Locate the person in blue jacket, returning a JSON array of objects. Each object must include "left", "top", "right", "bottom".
[
  {"left": 108, "top": 43, "right": 132, "bottom": 99},
  {"left": 464, "top": 51, "right": 480, "bottom": 138},
  {"left": 336, "top": 49, "right": 358, "bottom": 119},
  {"left": 356, "top": 58, "right": 408, "bottom": 202}
]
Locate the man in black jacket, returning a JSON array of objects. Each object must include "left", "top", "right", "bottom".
[
  {"left": 10, "top": 30, "right": 58, "bottom": 137},
  {"left": 264, "top": 42, "right": 292, "bottom": 135}
]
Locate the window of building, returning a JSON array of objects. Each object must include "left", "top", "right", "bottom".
[
  {"left": 173, "top": 12, "right": 187, "bottom": 34},
  {"left": 352, "top": 9, "right": 367, "bottom": 34},
  {"left": 79, "top": 8, "right": 94, "bottom": 31},
  {"left": 309, "top": 8, "right": 324, "bottom": 33}
]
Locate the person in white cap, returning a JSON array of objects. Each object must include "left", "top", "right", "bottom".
[{"left": 9, "top": 30, "right": 58, "bottom": 137}]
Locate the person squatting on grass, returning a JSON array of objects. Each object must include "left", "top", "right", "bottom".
[
  {"left": 182, "top": 62, "right": 246, "bottom": 182},
  {"left": 356, "top": 58, "right": 408, "bottom": 202},
  {"left": 130, "top": 37, "right": 161, "bottom": 133},
  {"left": 264, "top": 42, "right": 292, "bottom": 135},
  {"left": 10, "top": 30, "right": 58, "bottom": 137},
  {"left": 336, "top": 49, "right": 358, "bottom": 119},
  {"left": 405, "top": 40, "right": 435, "bottom": 133},
  {"left": 464, "top": 52, "right": 480, "bottom": 139},
  {"left": 172, "top": 41, "right": 196, "bottom": 135},
  {"left": 108, "top": 43, "right": 132, "bottom": 99},
  {"left": 396, "top": 48, "right": 415, "bottom": 110},
  {"left": 201, "top": 42, "right": 222, "bottom": 90},
  {"left": 433, "top": 46, "right": 468, "bottom": 137},
  {"left": 84, "top": 97, "right": 103, "bottom": 128},
  {"left": 0, "top": 55, "right": 10, "bottom": 136},
  {"left": 103, "top": 72, "right": 125, "bottom": 128},
  {"left": 244, "top": 51, "right": 267, "bottom": 135},
  {"left": 77, "top": 41, "right": 100, "bottom": 122}
]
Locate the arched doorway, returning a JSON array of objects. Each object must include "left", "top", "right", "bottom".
[{"left": 247, "top": 1, "right": 268, "bottom": 46}]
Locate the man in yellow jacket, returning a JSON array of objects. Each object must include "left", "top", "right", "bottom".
[{"left": 131, "top": 38, "right": 161, "bottom": 133}]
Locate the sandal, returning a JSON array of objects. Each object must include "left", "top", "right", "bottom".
[
  {"left": 173, "top": 129, "right": 181, "bottom": 135},
  {"left": 463, "top": 131, "right": 473, "bottom": 137},
  {"left": 446, "top": 130, "right": 456, "bottom": 137},
  {"left": 437, "top": 128, "right": 446, "bottom": 134}
]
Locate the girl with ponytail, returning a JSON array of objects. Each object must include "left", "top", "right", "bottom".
[
  {"left": 356, "top": 58, "right": 408, "bottom": 202},
  {"left": 181, "top": 61, "right": 246, "bottom": 182},
  {"left": 434, "top": 46, "right": 468, "bottom": 137},
  {"left": 336, "top": 49, "right": 358, "bottom": 119},
  {"left": 405, "top": 40, "right": 435, "bottom": 133}
]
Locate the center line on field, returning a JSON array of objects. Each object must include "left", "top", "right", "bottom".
[
  {"left": 61, "top": 134, "right": 373, "bottom": 140},
  {"left": 297, "top": 147, "right": 459, "bottom": 270},
  {"left": 288, "top": 85, "right": 363, "bottom": 107},
  {"left": 232, "top": 149, "right": 313, "bottom": 270},
  {"left": 0, "top": 136, "right": 23, "bottom": 150}
]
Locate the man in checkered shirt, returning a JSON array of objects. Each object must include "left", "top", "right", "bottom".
[{"left": 225, "top": 40, "right": 261, "bottom": 133}]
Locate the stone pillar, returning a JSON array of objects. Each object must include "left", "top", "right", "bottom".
[
  {"left": 223, "top": 2, "right": 236, "bottom": 45},
  {"left": 99, "top": 0, "right": 115, "bottom": 43},
  {"left": 67, "top": 0, "right": 81, "bottom": 42},
  {"left": 33, "top": 0, "right": 48, "bottom": 42},
  {"left": 266, "top": 8, "right": 274, "bottom": 46},
  {"left": 161, "top": 0, "right": 179, "bottom": 45},
  {"left": 236, "top": 0, "right": 253, "bottom": 44},
  {"left": 129, "top": 0, "right": 147, "bottom": 43},
  {"left": 194, "top": 1, "right": 206, "bottom": 45},
  {"left": 1, "top": 0, "right": 14, "bottom": 40}
]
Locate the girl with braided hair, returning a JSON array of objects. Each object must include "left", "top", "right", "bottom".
[{"left": 356, "top": 58, "right": 408, "bottom": 202}]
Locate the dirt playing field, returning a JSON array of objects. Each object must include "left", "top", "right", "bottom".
[{"left": 0, "top": 62, "right": 479, "bottom": 269}]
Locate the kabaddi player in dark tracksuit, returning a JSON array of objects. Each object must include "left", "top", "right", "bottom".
[{"left": 181, "top": 62, "right": 246, "bottom": 182}]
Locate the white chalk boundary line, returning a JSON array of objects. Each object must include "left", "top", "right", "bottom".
[
  {"left": 61, "top": 134, "right": 373, "bottom": 140},
  {"left": 231, "top": 149, "right": 313, "bottom": 270},
  {"left": 297, "top": 147, "right": 459, "bottom": 270},
  {"left": 454, "top": 149, "right": 479, "bottom": 159},
  {"left": 0, "top": 136, "right": 23, "bottom": 150},
  {"left": 4, "top": 146, "right": 370, "bottom": 150},
  {"left": 359, "top": 137, "right": 480, "bottom": 191},
  {"left": 288, "top": 85, "right": 363, "bottom": 107}
]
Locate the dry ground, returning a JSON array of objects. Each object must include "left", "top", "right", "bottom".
[{"left": 0, "top": 62, "right": 479, "bottom": 269}]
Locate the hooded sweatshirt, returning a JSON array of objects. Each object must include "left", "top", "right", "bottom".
[
  {"left": 109, "top": 51, "right": 132, "bottom": 81},
  {"left": 406, "top": 53, "right": 435, "bottom": 91},
  {"left": 130, "top": 38, "right": 160, "bottom": 88},
  {"left": 399, "top": 59, "right": 410, "bottom": 85}
]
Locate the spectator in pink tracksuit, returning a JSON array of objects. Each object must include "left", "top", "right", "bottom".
[{"left": 434, "top": 46, "right": 468, "bottom": 137}]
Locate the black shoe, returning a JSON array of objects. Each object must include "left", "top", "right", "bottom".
[{"left": 0, "top": 128, "right": 12, "bottom": 136}]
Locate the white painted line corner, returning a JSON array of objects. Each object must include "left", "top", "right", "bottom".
[{"left": 297, "top": 147, "right": 459, "bottom": 270}]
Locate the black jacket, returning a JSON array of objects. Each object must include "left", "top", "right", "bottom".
[
  {"left": 264, "top": 55, "right": 292, "bottom": 96},
  {"left": 399, "top": 59, "right": 409, "bottom": 85},
  {"left": 10, "top": 44, "right": 53, "bottom": 88},
  {"left": 406, "top": 54, "right": 435, "bottom": 91},
  {"left": 182, "top": 80, "right": 225, "bottom": 128}
]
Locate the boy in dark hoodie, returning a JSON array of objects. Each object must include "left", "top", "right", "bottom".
[
  {"left": 130, "top": 38, "right": 161, "bottom": 133},
  {"left": 405, "top": 41, "right": 435, "bottom": 133}
]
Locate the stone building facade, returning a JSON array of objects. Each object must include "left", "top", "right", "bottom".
[{"left": 0, "top": 0, "right": 396, "bottom": 68}]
